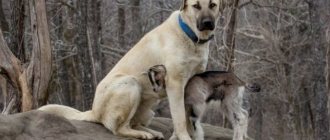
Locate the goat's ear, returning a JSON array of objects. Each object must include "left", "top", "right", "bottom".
[{"left": 180, "top": 0, "right": 187, "bottom": 11}]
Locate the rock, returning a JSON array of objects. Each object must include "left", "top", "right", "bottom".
[{"left": 0, "top": 111, "right": 244, "bottom": 140}]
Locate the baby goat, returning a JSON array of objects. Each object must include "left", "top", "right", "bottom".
[
  {"left": 184, "top": 71, "right": 260, "bottom": 140},
  {"left": 148, "top": 68, "right": 260, "bottom": 140}
]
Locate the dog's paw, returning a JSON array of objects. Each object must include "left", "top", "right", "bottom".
[
  {"left": 152, "top": 131, "right": 164, "bottom": 140},
  {"left": 139, "top": 131, "right": 154, "bottom": 140},
  {"left": 178, "top": 134, "right": 192, "bottom": 140},
  {"left": 169, "top": 134, "right": 178, "bottom": 140}
]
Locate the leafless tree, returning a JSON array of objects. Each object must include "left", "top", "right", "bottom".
[
  {"left": 0, "top": 0, "right": 329, "bottom": 139},
  {"left": 0, "top": 0, "right": 52, "bottom": 112}
]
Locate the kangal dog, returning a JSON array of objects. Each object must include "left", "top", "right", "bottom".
[{"left": 39, "top": 0, "right": 225, "bottom": 139}]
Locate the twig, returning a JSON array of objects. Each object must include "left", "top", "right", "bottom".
[
  {"left": 100, "top": 44, "right": 127, "bottom": 54},
  {"left": 59, "top": 0, "right": 77, "bottom": 12},
  {"left": 2, "top": 96, "right": 16, "bottom": 115},
  {"left": 236, "top": 29, "right": 265, "bottom": 40},
  {"left": 54, "top": 50, "right": 77, "bottom": 62},
  {"left": 101, "top": 50, "right": 123, "bottom": 59},
  {"left": 86, "top": 28, "right": 98, "bottom": 89},
  {"left": 239, "top": 0, "right": 302, "bottom": 10},
  {"left": 235, "top": 49, "right": 277, "bottom": 64}
]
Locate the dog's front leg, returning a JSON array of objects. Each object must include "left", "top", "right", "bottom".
[{"left": 167, "top": 78, "right": 191, "bottom": 140}]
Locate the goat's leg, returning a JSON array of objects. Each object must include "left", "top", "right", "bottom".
[
  {"left": 190, "top": 103, "right": 206, "bottom": 140},
  {"left": 222, "top": 87, "right": 248, "bottom": 140}
]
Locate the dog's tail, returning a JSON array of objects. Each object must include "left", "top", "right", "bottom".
[
  {"left": 38, "top": 104, "right": 98, "bottom": 122},
  {"left": 245, "top": 83, "right": 261, "bottom": 92}
]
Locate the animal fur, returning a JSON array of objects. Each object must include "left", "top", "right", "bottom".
[
  {"left": 183, "top": 71, "right": 260, "bottom": 140},
  {"left": 39, "top": 0, "right": 224, "bottom": 139},
  {"left": 152, "top": 70, "right": 260, "bottom": 140}
]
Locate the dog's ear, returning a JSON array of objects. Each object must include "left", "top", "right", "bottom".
[{"left": 180, "top": 0, "right": 187, "bottom": 11}]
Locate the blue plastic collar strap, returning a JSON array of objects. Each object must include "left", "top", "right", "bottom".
[{"left": 178, "top": 15, "right": 214, "bottom": 44}]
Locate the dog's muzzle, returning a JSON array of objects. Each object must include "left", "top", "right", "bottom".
[{"left": 197, "top": 17, "right": 215, "bottom": 31}]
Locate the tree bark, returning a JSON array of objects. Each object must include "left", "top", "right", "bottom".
[
  {"left": 61, "top": 0, "right": 82, "bottom": 108},
  {"left": 309, "top": 0, "right": 329, "bottom": 139},
  {"left": 224, "top": 0, "right": 239, "bottom": 71},
  {"left": 118, "top": 4, "right": 126, "bottom": 47},
  {"left": 222, "top": 0, "right": 239, "bottom": 128},
  {"left": 87, "top": 0, "right": 103, "bottom": 84},
  {"left": 27, "top": 0, "right": 52, "bottom": 108},
  {"left": 0, "top": 0, "right": 9, "bottom": 32},
  {"left": 0, "top": 28, "right": 32, "bottom": 112},
  {"left": 327, "top": 25, "right": 330, "bottom": 137},
  {"left": 254, "top": 95, "right": 263, "bottom": 140},
  {"left": 131, "top": 0, "right": 141, "bottom": 41},
  {"left": 75, "top": 0, "right": 96, "bottom": 110},
  {"left": 9, "top": 0, "right": 26, "bottom": 61},
  {"left": 0, "top": 75, "right": 7, "bottom": 111}
]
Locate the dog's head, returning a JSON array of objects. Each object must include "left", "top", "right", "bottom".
[{"left": 180, "top": 0, "right": 225, "bottom": 40}]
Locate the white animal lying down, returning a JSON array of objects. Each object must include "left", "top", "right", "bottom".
[{"left": 150, "top": 69, "right": 260, "bottom": 140}]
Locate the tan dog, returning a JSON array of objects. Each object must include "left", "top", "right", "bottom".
[{"left": 39, "top": 0, "right": 225, "bottom": 139}]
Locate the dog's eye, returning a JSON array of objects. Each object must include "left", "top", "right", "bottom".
[
  {"left": 209, "top": 3, "right": 217, "bottom": 9},
  {"left": 192, "top": 4, "right": 201, "bottom": 10}
]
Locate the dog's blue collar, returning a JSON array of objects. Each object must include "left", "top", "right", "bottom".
[{"left": 178, "top": 14, "right": 214, "bottom": 44}]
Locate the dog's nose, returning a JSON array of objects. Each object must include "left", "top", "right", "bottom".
[
  {"left": 198, "top": 18, "right": 215, "bottom": 31},
  {"left": 203, "top": 19, "right": 214, "bottom": 29}
]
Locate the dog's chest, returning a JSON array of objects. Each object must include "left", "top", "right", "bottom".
[
  {"left": 164, "top": 41, "right": 209, "bottom": 80},
  {"left": 180, "top": 45, "right": 209, "bottom": 73}
]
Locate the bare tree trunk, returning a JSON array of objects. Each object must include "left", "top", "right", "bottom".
[
  {"left": 309, "top": 0, "right": 329, "bottom": 139},
  {"left": 131, "top": 0, "right": 141, "bottom": 41},
  {"left": 87, "top": 0, "right": 103, "bottom": 83},
  {"left": 327, "top": 27, "right": 330, "bottom": 136},
  {"left": 52, "top": 1, "right": 70, "bottom": 106},
  {"left": 0, "top": 75, "right": 7, "bottom": 111},
  {"left": 75, "top": 0, "right": 96, "bottom": 110},
  {"left": 27, "top": 0, "right": 52, "bottom": 108},
  {"left": 61, "top": 0, "right": 82, "bottom": 108},
  {"left": 118, "top": 4, "right": 125, "bottom": 47},
  {"left": 0, "top": 28, "right": 32, "bottom": 112},
  {"left": 0, "top": 0, "right": 9, "bottom": 110},
  {"left": 222, "top": 0, "right": 239, "bottom": 128},
  {"left": 254, "top": 95, "right": 263, "bottom": 140},
  {"left": 10, "top": 0, "right": 26, "bottom": 61},
  {"left": 0, "top": 0, "right": 9, "bottom": 32},
  {"left": 224, "top": 0, "right": 239, "bottom": 72}
]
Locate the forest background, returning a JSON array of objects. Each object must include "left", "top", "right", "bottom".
[{"left": 0, "top": 0, "right": 329, "bottom": 140}]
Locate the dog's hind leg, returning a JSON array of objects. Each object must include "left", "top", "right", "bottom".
[
  {"left": 133, "top": 109, "right": 165, "bottom": 139},
  {"left": 101, "top": 76, "right": 154, "bottom": 139}
]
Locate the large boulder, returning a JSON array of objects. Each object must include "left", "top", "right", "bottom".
[{"left": 0, "top": 111, "right": 241, "bottom": 140}]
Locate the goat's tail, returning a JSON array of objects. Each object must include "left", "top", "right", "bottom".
[{"left": 38, "top": 104, "right": 98, "bottom": 122}]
